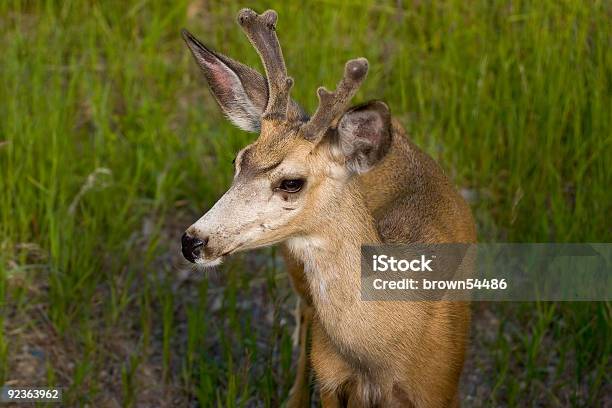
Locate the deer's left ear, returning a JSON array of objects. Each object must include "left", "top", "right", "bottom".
[{"left": 335, "top": 101, "right": 392, "bottom": 174}]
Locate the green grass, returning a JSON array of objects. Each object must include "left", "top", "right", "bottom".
[{"left": 0, "top": 0, "right": 610, "bottom": 406}]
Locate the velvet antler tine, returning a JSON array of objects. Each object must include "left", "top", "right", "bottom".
[
  {"left": 237, "top": 8, "right": 293, "bottom": 121},
  {"left": 301, "top": 58, "right": 369, "bottom": 141}
]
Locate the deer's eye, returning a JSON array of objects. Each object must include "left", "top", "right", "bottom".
[{"left": 278, "top": 179, "right": 305, "bottom": 193}]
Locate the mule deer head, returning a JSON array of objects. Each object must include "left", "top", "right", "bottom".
[{"left": 181, "top": 9, "right": 392, "bottom": 265}]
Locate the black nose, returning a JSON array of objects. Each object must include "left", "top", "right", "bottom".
[{"left": 181, "top": 232, "right": 208, "bottom": 263}]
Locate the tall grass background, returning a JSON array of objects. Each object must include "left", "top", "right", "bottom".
[{"left": 0, "top": 0, "right": 610, "bottom": 406}]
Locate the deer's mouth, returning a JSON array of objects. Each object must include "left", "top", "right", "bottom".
[
  {"left": 195, "top": 243, "right": 244, "bottom": 267},
  {"left": 220, "top": 241, "right": 248, "bottom": 258}
]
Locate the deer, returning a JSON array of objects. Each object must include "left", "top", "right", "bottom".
[{"left": 180, "top": 8, "right": 476, "bottom": 407}]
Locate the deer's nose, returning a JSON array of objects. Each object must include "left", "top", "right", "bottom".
[{"left": 181, "top": 232, "right": 208, "bottom": 263}]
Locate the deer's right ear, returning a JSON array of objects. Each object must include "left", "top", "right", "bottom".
[
  {"left": 182, "top": 29, "right": 267, "bottom": 132},
  {"left": 336, "top": 101, "right": 392, "bottom": 174}
]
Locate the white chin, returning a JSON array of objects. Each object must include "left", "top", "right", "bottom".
[{"left": 194, "top": 257, "right": 224, "bottom": 268}]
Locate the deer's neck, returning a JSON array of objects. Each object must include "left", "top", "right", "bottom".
[{"left": 286, "top": 180, "right": 379, "bottom": 341}]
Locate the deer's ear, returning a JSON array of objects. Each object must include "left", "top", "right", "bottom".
[
  {"left": 182, "top": 29, "right": 268, "bottom": 132},
  {"left": 336, "top": 101, "right": 392, "bottom": 174}
]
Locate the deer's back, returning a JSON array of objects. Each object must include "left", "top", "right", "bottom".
[{"left": 360, "top": 119, "right": 476, "bottom": 245}]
